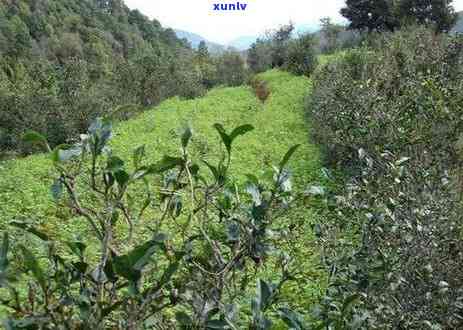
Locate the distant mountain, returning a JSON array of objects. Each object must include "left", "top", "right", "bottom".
[
  {"left": 227, "top": 35, "right": 260, "bottom": 50},
  {"left": 294, "top": 23, "right": 320, "bottom": 36},
  {"left": 452, "top": 11, "right": 463, "bottom": 33},
  {"left": 174, "top": 22, "right": 325, "bottom": 53},
  {"left": 227, "top": 23, "right": 322, "bottom": 51},
  {"left": 174, "top": 29, "right": 225, "bottom": 54}
]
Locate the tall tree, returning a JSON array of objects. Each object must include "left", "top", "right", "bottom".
[
  {"left": 397, "top": 0, "right": 457, "bottom": 32},
  {"left": 341, "top": 0, "right": 458, "bottom": 32},
  {"left": 340, "top": 0, "right": 397, "bottom": 32},
  {"left": 270, "top": 23, "right": 294, "bottom": 67},
  {"left": 197, "top": 40, "right": 209, "bottom": 60}
]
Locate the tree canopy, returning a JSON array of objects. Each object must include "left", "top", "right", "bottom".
[{"left": 341, "top": 0, "right": 457, "bottom": 32}]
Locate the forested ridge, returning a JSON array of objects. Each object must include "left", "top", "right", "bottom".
[{"left": 0, "top": 0, "right": 247, "bottom": 156}]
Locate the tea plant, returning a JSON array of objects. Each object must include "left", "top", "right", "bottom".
[
  {"left": 1, "top": 117, "right": 309, "bottom": 329},
  {"left": 309, "top": 27, "right": 463, "bottom": 329}
]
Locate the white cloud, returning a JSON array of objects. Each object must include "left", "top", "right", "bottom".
[{"left": 124, "top": 0, "right": 463, "bottom": 44}]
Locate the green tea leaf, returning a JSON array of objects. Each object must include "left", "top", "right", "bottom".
[
  {"left": 279, "top": 144, "right": 300, "bottom": 170},
  {"left": 19, "top": 245, "right": 46, "bottom": 290},
  {"left": 10, "top": 221, "right": 50, "bottom": 241},
  {"left": 107, "top": 156, "right": 125, "bottom": 172},
  {"left": 181, "top": 126, "right": 193, "bottom": 149},
  {"left": 0, "top": 233, "right": 8, "bottom": 273}
]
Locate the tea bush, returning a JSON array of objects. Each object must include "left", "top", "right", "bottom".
[
  {"left": 285, "top": 34, "right": 319, "bottom": 77},
  {"left": 0, "top": 117, "right": 310, "bottom": 329},
  {"left": 0, "top": 70, "right": 326, "bottom": 327},
  {"left": 309, "top": 27, "right": 463, "bottom": 329}
]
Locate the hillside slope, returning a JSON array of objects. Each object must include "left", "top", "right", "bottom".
[
  {"left": 0, "top": 0, "right": 200, "bottom": 154},
  {"left": 0, "top": 70, "right": 320, "bottom": 227},
  {"left": 0, "top": 69, "right": 325, "bottom": 306}
]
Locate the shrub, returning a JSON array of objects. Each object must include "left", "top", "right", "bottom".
[
  {"left": 215, "top": 51, "right": 248, "bottom": 87},
  {"left": 285, "top": 34, "right": 319, "bottom": 77},
  {"left": 1, "top": 118, "right": 308, "bottom": 329},
  {"left": 247, "top": 39, "right": 273, "bottom": 73},
  {"left": 309, "top": 27, "right": 463, "bottom": 328}
]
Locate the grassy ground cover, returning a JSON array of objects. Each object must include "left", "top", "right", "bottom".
[{"left": 0, "top": 69, "right": 327, "bottom": 315}]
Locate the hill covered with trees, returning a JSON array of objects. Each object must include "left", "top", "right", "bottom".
[{"left": 0, "top": 0, "right": 247, "bottom": 157}]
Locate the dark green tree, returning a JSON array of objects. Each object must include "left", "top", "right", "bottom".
[
  {"left": 397, "top": 0, "right": 457, "bottom": 32},
  {"left": 285, "top": 33, "right": 318, "bottom": 76},
  {"left": 341, "top": 0, "right": 458, "bottom": 32},
  {"left": 247, "top": 38, "right": 272, "bottom": 73},
  {"left": 216, "top": 50, "right": 247, "bottom": 86},
  {"left": 340, "top": 0, "right": 397, "bottom": 32},
  {"left": 270, "top": 23, "right": 294, "bottom": 67},
  {"left": 197, "top": 40, "right": 209, "bottom": 59}
]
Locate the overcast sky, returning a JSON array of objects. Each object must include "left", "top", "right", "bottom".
[{"left": 124, "top": 0, "right": 463, "bottom": 44}]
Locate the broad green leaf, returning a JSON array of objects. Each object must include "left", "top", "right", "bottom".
[
  {"left": 203, "top": 160, "right": 220, "bottom": 182},
  {"left": 342, "top": 293, "right": 360, "bottom": 312},
  {"left": 257, "top": 279, "right": 272, "bottom": 309},
  {"left": 305, "top": 186, "right": 325, "bottom": 196},
  {"left": 10, "top": 221, "right": 49, "bottom": 241},
  {"left": 279, "top": 144, "right": 301, "bottom": 170},
  {"left": 0, "top": 233, "right": 8, "bottom": 272},
  {"left": 113, "top": 239, "right": 161, "bottom": 282},
  {"left": 107, "top": 156, "right": 125, "bottom": 172},
  {"left": 213, "top": 123, "right": 232, "bottom": 154},
  {"left": 229, "top": 124, "right": 254, "bottom": 142},
  {"left": 245, "top": 174, "right": 259, "bottom": 186},
  {"left": 213, "top": 124, "right": 254, "bottom": 155},
  {"left": 114, "top": 170, "right": 130, "bottom": 187},
  {"left": 148, "top": 156, "right": 185, "bottom": 174},
  {"left": 19, "top": 245, "right": 46, "bottom": 290},
  {"left": 181, "top": 126, "right": 193, "bottom": 149},
  {"left": 66, "top": 241, "right": 86, "bottom": 259},
  {"left": 58, "top": 146, "right": 82, "bottom": 162},
  {"left": 71, "top": 261, "right": 88, "bottom": 274}
]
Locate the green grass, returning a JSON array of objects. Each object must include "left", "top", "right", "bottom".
[
  {"left": 317, "top": 52, "right": 348, "bottom": 67},
  {"left": 0, "top": 70, "right": 320, "bottom": 226},
  {"left": 0, "top": 69, "right": 327, "bottom": 309}
]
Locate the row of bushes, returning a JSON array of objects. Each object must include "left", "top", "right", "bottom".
[
  {"left": 309, "top": 27, "right": 463, "bottom": 329},
  {"left": 0, "top": 118, "right": 308, "bottom": 329}
]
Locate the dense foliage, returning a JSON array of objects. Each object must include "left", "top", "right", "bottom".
[
  {"left": 309, "top": 27, "right": 463, "bottom": 329},
  {"left": 247, "top": 24, "right": 318, "bottom": 77},
  {"left": 0, "top": 70, "right": 326, "bottom": 327},
  {"left": 0, "top": 0, "right": 247, "bottom": 157},
  {"left": 341, "top": 0, "right": 458, "bottom": 32},
  {"left": 0, "top": 117, "right": 310, "bottom": 329}
]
